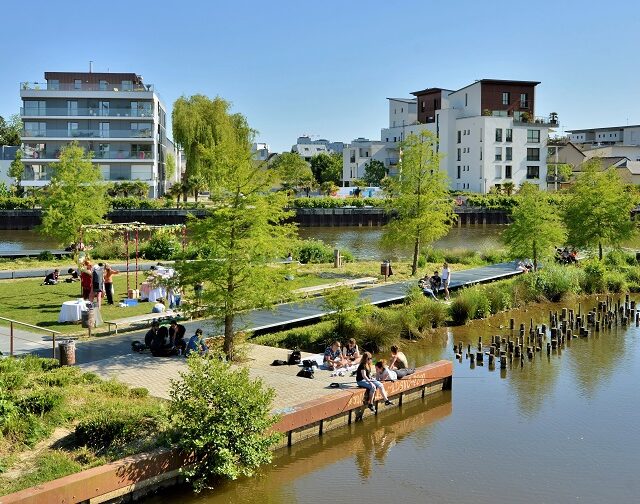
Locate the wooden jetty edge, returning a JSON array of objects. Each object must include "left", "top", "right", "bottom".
[{"left": 0, "top": 360, "right": 452, "bottom": 504}]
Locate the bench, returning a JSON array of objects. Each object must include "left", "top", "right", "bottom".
[{"left": 293, "top": 277, "right": 377, "bottom": 297}]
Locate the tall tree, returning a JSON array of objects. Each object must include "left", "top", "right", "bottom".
[
  {"left": 176, "top": 97, "right": 296, "bottom": 360},
  {"left": 39, "top": 142, "right": 107, "bottom": 245},
  {"left": 362, "top": 159, "right": 387, "bottom": 186},
  {"left": 503, "top": 182, "right": 565, "bottom": 271},
  {"left": 8, "top": 150, "right": 24, "bottom": 195},
  {"left": 270, "top": 152, "right": 315, "bottom": 194},
  {"left": 564, "top": 159, "right": 636, "bottom": 259},
  {"left": 0, "top": 114, "right": 22, "bottom": 146},
  {"left": 310, "top": 152, "right": 342, "bottom": 184},
  {"left": 165, "top": 152, "right": 176, "bottom": 181},
  {"left": 383, "top": 131, "right": 455, "bottom": 276}
]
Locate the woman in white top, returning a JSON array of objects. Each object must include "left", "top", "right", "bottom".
[
  {"left": 441, "top": 262, "right": 451, "bottom": 300},
  {"left": 375, "top": 360, "right": 397, "bottom": 381}
]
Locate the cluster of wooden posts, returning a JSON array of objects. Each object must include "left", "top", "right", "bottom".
[{"left": 452, "top": 294, "right": 637, "bottom": 370}]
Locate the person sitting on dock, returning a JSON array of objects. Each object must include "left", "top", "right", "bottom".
[
  {"left": 375, "top": 359, "right": 397, "bottom": 381},
  {"left": 324, "top": 341, "right": 345, "bottom": 370},
  {"left": 43, "top": 269, "right": 59, "bottom": 285},
  {"left": 356, "top": 352, "right": 393, "bottom": 411},
  {"left": 186, "top": 328, "right": 209, "bottom": 356},
  {"left": 342, "top": 338, "right": 362, "bottom": 365},
  {"left": 389, "top": 345, "right": 408, "bottom": 371}
]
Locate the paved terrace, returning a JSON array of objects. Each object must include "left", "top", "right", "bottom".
[{"left": 1, "top": 261, "right": 523, "bottom": 361}]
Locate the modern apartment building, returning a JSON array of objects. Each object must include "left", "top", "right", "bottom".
[
  {"left": 342, "top": 138, "right": 389, "bottom": 181},
  {"left": 20, "top": 71, "right": 175, "bottom": 197},
  {"left": 344, "top": 79, "right": 558, "bottom": 193},
  {"left": 292, "top": 136, "right": 344, "bottom": 161},
  {"left": 566, "top": 125, "right": 640, "bottom": 162}
]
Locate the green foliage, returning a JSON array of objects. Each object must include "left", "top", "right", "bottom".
[
  {"left": 397, "top": 292, "right": 447, "bottom": 339},
  {"left": 518, "top": 264, "right": 583, "bottom": 301},
  {"left": 449, "top": 295, "right": 475, "bottom": 325},
  {"left": 165, "top": 152, "right": 177, "bottom": 181},
  {"left": 603, "top": 249, "right": 637, "bottom": 268},
  {"left": 0, "top": 451, "right": 83, "bottom": 496},
  {"left": 8, "top": 150, "right": 24, "bottom": 192},
  {"left": 323, "top": 286, "right": 365, "bottom": 337},
  {"left": 37, "top": 250, "right": 54, "bottom": 261},
  {"left": 319, "top": 181, "right": 339, "bottom": 196},
  {"left": 605, "top": 270, "right": 627, "bottom": 293},
  {"left": 294, "top": 239, "right": 353, "bottom": 264},
  {"left": 0, "top": 114, "right": 22, "bottom": 146},
  {"left": 141, "top": 232, "right": 181, "bottom": 260},
  {"left": 448, "top": 286, "right": 491, "bottom": 324},
  {"left": 356, "top": 307, "right": 400, "bottom": 353},
  {"left": 503, "top": 182, "right": 566, "bottom": 270},
  {"left": 39, "top": 142, "right": 108, "bottom": 245},
  {"left": 0, "top": 196, "right": 36, "bottom": 209},
  {"left": 483, "top": 283, "right": 514, "bottom": 314},
  {"left": 169, "top": 356, "right": 280, "bottom": 492},
  {"left": 383, "top": 131, "right": 455, "bottom": 275},
  {"left": 291, "top": 196, "right": 382, "bottom": 208},
  {"left": 253, "top": 320, "right": 334, "bottom": 351},
  {"left": 580, "top": 260, "right": 607, "bottom": 294},
  {"left": 17, "top": 389, "right": 63, "bottom": 416},
  {"left": 271, "top": 152, "right": 315, "bottom": 193},
  {"left": 310, "top": 152, "right": 342, "bottom": 184},
  {"left": 362, "top": 159, "right": 387, "bottom": 186},
  {"left": 106, "top": 181, "right": 150, "bottom": 199},
  {"left": 564, "top": 160, "right": 636, "bottom": 259}
]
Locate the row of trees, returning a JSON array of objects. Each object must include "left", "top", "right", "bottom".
[{"left": 504, "top": 159, "right": 635, "bottom": 269}]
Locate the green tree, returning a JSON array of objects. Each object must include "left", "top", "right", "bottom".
[
  {"left": 320, "top": 181, "right": 338, "bottom": 196},
  {"left": 383, "top": 131, "right": 455, "bottom": 276},
  {"left": 323, "top": 286, "right": 367, "bottom": 337},
  {"left": 503, "top": 182, "right": 565, "bottom": 271},
  {"left": 170, "top": 355, "right": 280, "bottom": 492},
  {"left": 165, "top": 152, "right": 176, "bottom": 181},
  {"left": 502, "top": 181, "right": 516, "bottom": 196},
  {"left": 564, "top": 159, "right": 636, "bottom": 259},
  {"left": 186, "top": 173, "right": 208, "bottom": 202},
  {"left": 8, "top": 150, "right": 24, "bottom": 195},
  {"left": 271, "top": 152, "right": 314, "bottom": 194},
  {"left": 0, "top": 114, "right": 22, "bottom": 146},
  {"left": 310, "top": 152, "right": 342, "bottom": 184},
  {"left": 176, "top": 96, "right": 296, "bottom": 359},
  {"left": 39, "top": 142, "right": 107, "bottom": 245},
  {"left": 362, "top": 159, "right": 387, "bottom": 186}
]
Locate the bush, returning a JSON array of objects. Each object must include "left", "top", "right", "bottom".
[
  {"left": 484, "top": 283, "right": 513, "bottom": 314},
  {"left": 0, "top": 196, "right": 36, "bottom": 210},
  {"left": 90, "top": 240, "right": 127, "bottom": 260},
  {"left": 17, "top": 389, "right": 63, "bottom": 416},
  {"left": 357, "top": 308, "right": 400, "bottom": 352},
  {"left": 448, "top": 286, "right": 491, "bottom": 324},
  {"left": 604, "top": 249, "right": 637, "bottom": 268},
  {"left": 605, "top": 271, "right": 627, "bottom": 293},
  {"left": 449, "top": 295, "right": 475, "bottom": 325},
  {"left": 109, "top": 197, "right": 160, "bottom": 210},
  {"left": 291, "top": 197, "right": 383, "bottom": 209},
  {"left": 141, "top": 233, "right": 181, "bottom": 260},
  {"left": 295, "top": 239, "right": 335, "bottom": 263},
  {"left": 38, "top": 366, "right": 83, "bottom": 387},
  {"left": 518, "top": 265, "right": 583, "bottom": 301},
  {"left": 37, "top": 250, "right": 54, "bottom": 261},
  {"left": 169, "top": 356, "right": 280, "bottom": 492},
  {"left": 580, "top": 260, "right": 606, "bottom": 294}
]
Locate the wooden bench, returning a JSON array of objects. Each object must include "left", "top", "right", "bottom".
[{"left": 293, "top": 277, "right": 377, "bottom": 297}]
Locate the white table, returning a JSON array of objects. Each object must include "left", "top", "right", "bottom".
[{"left": 58, "top": 300, "right": 88, "bottom": 323}]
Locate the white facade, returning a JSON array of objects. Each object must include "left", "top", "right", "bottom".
[
  {"left": 292, "top": 136, "right": 344, "bottom": 161},
  {"left": 342, "top": 138, "right": 388, "bottom": 183},
  {"left": 251, "top": 142, "right": 272, "bottom": 161},
  {"left": 568, "top": 125, "right": 640, "bottom": 147}
]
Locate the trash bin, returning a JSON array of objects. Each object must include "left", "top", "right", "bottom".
[
  {"left": 381, "top": 261, "right": 390, "bottom": 277},
  {"left": 58, "top": 340, "right": 76, "bottom": 366},
  {"left": 81, "top": 304, "right": 95, "bottom": 328}
]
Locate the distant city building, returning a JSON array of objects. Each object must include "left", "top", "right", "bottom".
[
  {"left": 345, "top": 79, "right": 558, "bottom": 193},
  {"left": 0, "top": 145, "right": 19, "bottom": 187},
  {"left": 251, "top": 142, "right": 274, "bottom": 162},
  {"left": 566, "top": 125, "right": 640, "bottom": 162},
  {"left": 292, "top": 136, "right": 344, "bottom": 161},
  {"left": 19, "top": 71, "right": 177, "bottom": 197},
  {"left": 342, "top": 138, "right": 389, "bottom": 182}
]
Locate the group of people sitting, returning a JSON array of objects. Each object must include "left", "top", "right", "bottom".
[
  {"left": 143, "top": 320, "right": 208, "bottom": 357},
  {"left": 555, "top": 247, "right": 578, "bottom": 265},
  {"left": 418, "top": 262, "right": 451, "bottom": 301},
  {"left": 43, "top": 268, "right": 81, "bottom": 285},
  {"left": 516, "top": 259, "right": 534, "bottom": 272}
]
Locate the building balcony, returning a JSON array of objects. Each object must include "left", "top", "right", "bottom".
[
  {"left": 20, "top": 82, "right": 154, "bottom": 92},
  {"left": 22, "top": 129, "right": 153, "bottom": 140},
  {"left": 21, "top": 107, "right": 154, "bottom": 118},
  {"left": 23, "top": 150, "right": 154, "bottom": 161}
]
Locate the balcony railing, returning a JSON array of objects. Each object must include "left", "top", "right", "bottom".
[
  {"left": 21, "top": 107, "right": 154, "bottom": 118},
  {"left": 22, "top": 129, "right": 153, "bottom": 139},
  {"left": 21, "top": 82, "right": 154, "bottom": 92},
  {"left": 23, "top": 150, "right": 153, "bottom": 160}
]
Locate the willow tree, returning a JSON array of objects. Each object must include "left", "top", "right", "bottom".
[
  {"left": 503, "top": 183, "right": 565, "bottom": 271},
  {"left": 39, "top": 142, "right": 107, "bottom": 245},
  {"left": 270, "top": 152, "right": 314, "bottom": 194},
  {"left": 383, "top": 130, "right": 455, "bottom": 275},
  {"left": 176, "top": 96, "right": 296, "bottom": 360},
  {"left": 564, "top": 159, "right": 636, "bottom": 259}
]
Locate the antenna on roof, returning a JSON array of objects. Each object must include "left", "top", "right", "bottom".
[{"left": 89, "top": 60, "right": 93, "bottom": 73}]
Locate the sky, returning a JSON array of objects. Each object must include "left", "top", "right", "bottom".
[{"left": 1, "top": 0, "right": 639, "bottom": 153}]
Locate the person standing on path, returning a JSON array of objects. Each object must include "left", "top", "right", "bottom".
[
  {"left": 441, "top": 262, "right": 451, "bottom": 301},
  {"left": 103, "top": 264, "right": 119, "bottom": 305},
  {"left": 91, "top": 263, "right": 105, "bottom": 308}
]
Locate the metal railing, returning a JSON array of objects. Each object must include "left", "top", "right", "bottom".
[
  {"left": 21, "top": 81, "right": 154, "bottom": 92},
  {"left": 23, "top": 150, "right": 154, "bottom": 160},
  {"left": 0, "top": 316, "right": 61, "bottom": 358},
  {"left": 22, "top": 128, "right": 153, "bottom": 139},
  {"left": 21, "top": 106, "right": 154, "bottom": 118}
]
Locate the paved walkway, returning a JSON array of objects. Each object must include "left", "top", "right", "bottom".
[
  {"left": 9, "top": 262, "right": 522, "bottom": 364},
  {"left": 0, "top": 261, "right": 168, "bottom": 280},
  {"left": 78, "top": 344, "right": 360, "bottom": 412}
]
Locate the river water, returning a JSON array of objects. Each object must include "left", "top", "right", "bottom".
[{"left": 147, "top": 299, "right": 640, "bottom": 504}]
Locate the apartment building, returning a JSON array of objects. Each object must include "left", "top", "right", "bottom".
[
  {"left": 345, "top": 79, "right": 557, "bottom": 193},
  {"left": 20, "top": 71, "right": 175, "bottom": 197},
  {"left": 566, "top": 125, "right": 640, "bottom": 162},
  {"left": 292, "top": 136, "right": 344, "bottom": 161},
  {"left": 342, "top": 138, "right": 389, "bottom": 181}
]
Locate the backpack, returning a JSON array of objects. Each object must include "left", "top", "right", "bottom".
[
  {"left": 302, "top": 359, "right": 318, "bottom": 368},
  {"left": 271, "top": 359, "right": 288, "bottom": 366},
  {"left": 288, "top": 350, "right": 301, "bottom": 365},
  {"left": 296, "top": 367, "right": 314, "bottom": 379},
  {"left": 131, "top": 341, "right": 146, "bottom": 353}
]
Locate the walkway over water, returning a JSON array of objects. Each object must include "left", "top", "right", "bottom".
[{"left": 6, "top": 262, "right": 523, "bottom": 364}]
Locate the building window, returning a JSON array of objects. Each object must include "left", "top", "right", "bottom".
[
  {"left": 495, "top": 147, "right": 502, "bottom": 161},
  {"left": 48, "top": 79, "right": 59, "bottom": 90},
  {"left": 480, "top": 149, "right": 483, "bottom": 160},
  {"left": 527, "top": 129, "right": 540, "bottom": 143},
  {"left": 502, "top": 92, "right": 510, "bottom": 105},
  {"left": 506, "top": 128, "right": 512, "bottom": 142},
  {"left": 505, "top": 147, "right": 512, "bottom": 161},
  {"left": 99, "top": 80, "right": 108, "bottom": 91},
  {"left": 457, "top": 166, "right": 461, "bottom": 179},
  {"left": 527, "top": 148, "right": 540, "bottom": 161},
  {"left": 74, "top": 79, "right": 82, "bottom": 90},
  {"left": 99, "top": 101, "right": 110, "bottom": 116},
  {"left": 520, "top": 93, "right": 529, "bottom": 108},
  {"left": 465, "top": 93, "right": 468, "bottom": 106},
  {"left": 122, "top": 80, "right": 133, "bottom": 91},
  {"left": 67, "top": 122, "right": 79, "bottom": 137},
  {"left": 97, "top": 144, "right": 110, "bottom": 158},
  {"left": 24, "top": 122, "right": 46, "bottom": 137},
  {"left": 495, "top": 166, "right": 502, "bottom": 179},
  {"left": 67, "top": 101, "right": 78, "bottom": 116},
  {"left": 99, "top": 122, "right": 109, "bottom": 138},
  {"left": 421, "top": 101, "right": 425, "bottom": 112},
  {"left": 23, "top": 101, "right": 46, "bottom": 115},
  {"left": 457, "top": 148, "right": 461, "bottom": 161},
  {"left": 495, "top": 128, "right": 502, "bottom": 142},
  {"left": 526, "top": 166, "right": 540, "bottom": 179},
  {"left": 505, "top": 165, "right": 512, "bottom": 179}
]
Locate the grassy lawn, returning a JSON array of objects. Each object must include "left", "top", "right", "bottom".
[{"left": 0, "top": 275, "right": 157, "bottom": 335}]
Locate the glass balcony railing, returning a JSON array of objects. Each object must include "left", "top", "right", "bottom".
[
  {"left": 21, "top": 107, "right": 154, "bottom": 118},
  {"left": 23, "top": 150, "right": 153, "bottom": 160},
  {"left": 22, "top": 129, "right": 153, "bottom": 139},
  {"left": 21, "top": 82, "right": 154, "bottom": 92}
]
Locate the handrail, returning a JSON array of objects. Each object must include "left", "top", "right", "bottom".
[{"left": 0, "top": 316, "right": 61, "bottom": 358}]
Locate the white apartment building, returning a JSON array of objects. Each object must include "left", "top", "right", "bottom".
[
  {"left": 292, "top": 136, "right": 344, "bottom": 161},
  {"left": 251, "top": 142, "right": 272, "bottom": 162},
  {"left": 19, "top": 71, "right": 175, "bottom": 197},
  {"left": 567, "top": 125, "right": 640, "bottom": 162},
  {"left": 345, "top": 79, "right": 557, "bottom": 193},
  {"left": 342, "top": 138, "right": 389, "bottom": 182}
]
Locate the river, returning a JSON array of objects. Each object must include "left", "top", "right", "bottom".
[{"left": 146, "top": 299, "right": 639, "bottom": 504}]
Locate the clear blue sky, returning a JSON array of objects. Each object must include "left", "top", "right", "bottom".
[{"left": 1, "top": 0, "right": 639, "bottom": 152}]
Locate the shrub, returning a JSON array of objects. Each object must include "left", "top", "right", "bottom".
[
  {"left": 323, "top": 286, "right": 364, "bottom": 337},
  {"left": 357, "top": 308, "right": 400, "bottom": 352},
  {"left": 0, "top": 196, "right": 36, "bottom": 210},
  {"left": 295, "top": 239, "right": 334, "bottom": 263},
  {"left": 38, "top": 366, "right": 83, "bottom": 387},
  {"left": 518, "top": 265, "right": 583, "bottom": 301},
  {"left": 605, "top": 271, "right": 627, "bottom": 293},
  {"left": 449, "top": 295, "right": 475, "bottom": 325},
  {"left": 169, "top": 356, "right": 280, "bottom": 492},
  {"left": 97, "top": 379, "right": 131, "bottom": 398},
  {"left": 90, "top": 240, "right": 127, "bottom": 260},
  {"left": 580, "top": 260, "right": 606, "bottom": 294},
  {"left": 129, "top": 387, "right": 149, "bottom": 398},
  {"left": 484, "top": 283, "right": 513, "bottom": 314},
  {"left": 17, "top": 389, "right": 63, "bottom": 416},
  {"left": 141, "top": 233, "right": 181, "bottom": 260},
  {"left": 604, "top": 249, "right": 636, "bottom": 268},
  {"left": 448, "top": 286, "right": 491, "bottom": 324},
  {"left": 75, "top": 409, "right": 159, "bottom": 453},
  {"left": 37, "top": 250, "right": 54, "bottom": 261}
]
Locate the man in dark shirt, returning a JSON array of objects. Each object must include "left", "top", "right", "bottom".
[
  {"left": 169, "top": 320, "right": 187, "bottom": 355},
  {"left": 43, "top": 269, "right": 59, "bottom": 285},
  {"left": 144, "top": 321, "right": 160, "bottom": 349}
]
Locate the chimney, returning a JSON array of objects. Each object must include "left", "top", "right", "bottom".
[{"left": 89, "top": 60, "right": 93, "bottom": 73}]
